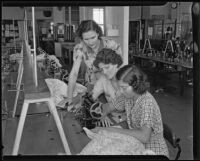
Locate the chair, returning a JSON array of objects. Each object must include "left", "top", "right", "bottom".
[{"left": 163, "top": 123, "right": 181, "bottom": 160}]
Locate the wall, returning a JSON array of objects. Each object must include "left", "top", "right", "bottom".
[
  {"left": 53, "top": 7, "right": 65, "bottom": 24},
  {"left": 2, "top": 7, "right": 24, "bottom": 19},
  {"left": 105, "top": 7, "right": 129, "bottom": 64},
  {"left": 129, "top": 6, "right": 141, "bottom": 21},
  {"left": 129, "top": 2, "right": 192, "bottom": 21},
  {"left": 27, "top": 7, "right": 53, "bottom": 20},
  {"left": 149, "top": 3, "right": 169, "bottom": 19},
  {"left": 2, "top": 7, "right": 54, "bottom": 20}
]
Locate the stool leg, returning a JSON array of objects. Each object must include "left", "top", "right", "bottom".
[
  {"left": 12, "top": 101, "right": 29, "bottom": 155},
  {"left": 16, "top": 59, "right": 23, "bottom": 88},
  {"left": 12, "top": 65, "right": 24, "bottom": 118},
  {"left": 48, "top": 99, "right": 71, "bottom": 155}
]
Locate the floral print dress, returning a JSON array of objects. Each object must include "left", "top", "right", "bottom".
[{"left": 73, "top": 37, "right": 122, "bottom": 85}]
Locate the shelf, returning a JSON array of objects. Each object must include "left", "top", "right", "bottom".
[{"left": 2, "top": 19, "right": 20, "bottom": 47}]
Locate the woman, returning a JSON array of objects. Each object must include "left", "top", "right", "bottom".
[
  {"left": 67, "top": 20, "right": 122, "bottom": 110},
  {"left": 91, "top": 64, "right": 169, "bottom": 157},
  {"left": 91, "top": 48, "right": 125, "bottom": 127}
]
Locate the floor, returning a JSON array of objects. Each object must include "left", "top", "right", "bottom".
[{"left": 2, "top": 69, "right": 193, "bottom": 159}]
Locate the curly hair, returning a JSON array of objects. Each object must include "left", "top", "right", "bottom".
[
  {"left": 93, "top": 48, "right": 123, "bottom": 69},
  {"left": 116, "top": 64, "right": 149, "bottom": 94},
  {"left": 76, "top": 20, "right": 103, "bottom": 39}
]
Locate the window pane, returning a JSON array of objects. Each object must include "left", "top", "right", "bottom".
[
  {"left": 99, "top": 9, "right": 104, "bottom": 24},
  {"left": 93, "top": 8, "right": 104, "bottom": 34},
  {"left": 93, "top": 10, "right": 100, "bottom": 24}
]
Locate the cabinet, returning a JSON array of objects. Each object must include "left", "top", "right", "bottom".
[{"left": 2, "top": 19, "right": 20, "bottom": 47}]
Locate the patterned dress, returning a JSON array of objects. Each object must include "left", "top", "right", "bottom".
[
  {"left": 73, "top": 37, "right": 122, "bottom": 85},
  {"left": 92, "top": 75, "right": 121, "bottom": 104},
  {"left": 112, "top": 91, "right": 169, "bottom": 157}
]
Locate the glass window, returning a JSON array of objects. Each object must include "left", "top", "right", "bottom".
[{"left": 92, "top": 8, "right": 104, "bottom": 34}]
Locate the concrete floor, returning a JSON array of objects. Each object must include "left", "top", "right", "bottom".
[{"left": 2, "top": 70, "right": 193, "bottom": 159}]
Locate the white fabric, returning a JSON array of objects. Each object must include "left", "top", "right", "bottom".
[
  {"left": 79, "top": 129, "right": 156, "bottom": 155},
  {"left": 36, "top": 53, "right": 45, "bottom": 61},
  {"left": 37, "top": 54, "right": 62, "bottom": 67},
  {"left": 9, "top": 53, "right": 23, "bottom": 61},
  {"left": 49, "top": 55, "right": 62, "bottom": 67},
  {"left": 45, "top": 78, "right": 87, "bottom": 106}
]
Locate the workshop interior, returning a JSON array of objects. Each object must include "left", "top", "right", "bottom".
[{"left": 2, "top": 2, "right": 200, "bottom": 160}]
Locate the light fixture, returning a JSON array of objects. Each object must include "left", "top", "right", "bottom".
[{"left": 171, "top": 2, "right": 178, "bottom": 9}]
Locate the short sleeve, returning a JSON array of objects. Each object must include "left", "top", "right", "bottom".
[
  {"left": 139, "top": 99, "right": 155, "bottom": 129},
  {"left": 112, "top": 94, "right": 126, "bottom": 112},
  {"left": 138, "top": 97, "right": 164, "bottom": 135}
]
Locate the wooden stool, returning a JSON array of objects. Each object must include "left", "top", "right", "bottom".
[
  {"left": 12, "top": 42, "right": 71, "bottom": 155},
  {"left": 12, "top": 96, "right": 71, "bottom": 155}
]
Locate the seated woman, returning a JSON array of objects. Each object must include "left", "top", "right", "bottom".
[
  {"left": 91, "top": 48, "right": 126, "bottom": 127},
  {"left": 91, "top": 64, "right": 169, "bottom": 157}
]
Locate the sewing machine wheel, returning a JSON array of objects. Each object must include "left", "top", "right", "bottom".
[{"left": 90, "top": 102, "right": 104, "bottom": 120}]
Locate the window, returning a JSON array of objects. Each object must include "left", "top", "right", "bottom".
[{"left": 92, "top": 8, "right": 105, "bottom": 34}]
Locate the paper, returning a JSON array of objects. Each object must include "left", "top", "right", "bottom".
[{"left": 57, "top": 98, "right": 69, "bottom": 108}]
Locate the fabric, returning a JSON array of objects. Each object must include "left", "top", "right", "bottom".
[
  {"left": 37, "top": 53, "right": 62, "bottom": 67},
  {"left": 79, "top": 129, "right": 155, "bottom": 155},
  {"left": 9, "top": 53, "right": 23, "bottom": 64},
  {"left": 112, "top": 91, "right": 169, "bottom": 157},
  {"left": 45, "top": 78, "right": 87, "bottom": 106},
  {"left": 73, "top": 37, "right": 122, "bottom": 85}
]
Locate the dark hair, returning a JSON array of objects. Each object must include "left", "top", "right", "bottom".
[
  {"left": 116, "top": 64, "right": 149, "bottom": 94},
  {"left": 76, "top": 20, "right": 103, "bottom": 39},
  {"left": 93, "top": 48, "right": 123, "bottom": 69}
]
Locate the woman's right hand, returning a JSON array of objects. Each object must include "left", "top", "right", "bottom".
[{"left": 97, "top": 116, "right": 113, "bottom": 127}]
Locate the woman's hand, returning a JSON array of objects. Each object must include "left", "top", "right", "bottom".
[
  {"left": 97, "top": 116, "right": 113, "bottom": 127},
  {"left": 67, "top": 94, "right": 83, "bottom": 112},
  {"left": 76, "top": 49, "right": 84, "bottom": 60}
]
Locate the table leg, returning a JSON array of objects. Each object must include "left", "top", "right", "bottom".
[{"left": 48, "top": 99, "right": 71, "bottom": 155}]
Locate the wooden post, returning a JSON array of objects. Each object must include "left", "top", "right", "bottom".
[{"left": 32, "top": 7, "right": 38, "bottom": 87}]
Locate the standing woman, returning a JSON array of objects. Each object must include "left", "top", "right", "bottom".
[
  {"left": 91, "top": 64, "right": 169, "bottom": 157},
  {"left": 67, "top": 20, "right": 122, "bottom": 109}
]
